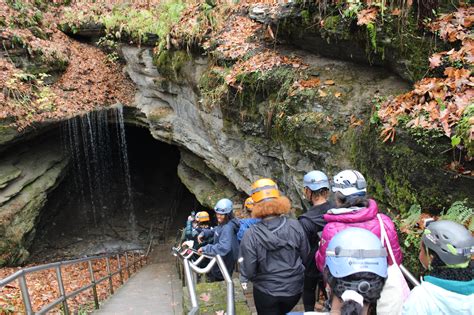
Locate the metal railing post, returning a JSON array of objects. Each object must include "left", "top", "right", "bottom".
[
  {"left": 125, "top": 252, "right": 131, "bottom": 279},
  {"left": 183, "top": 259, "right": 199, "bottom": 315},
  {"left": 133, "top": 252, "right": 137, "bottom": 272},
  {"left": 117, "top": 254, "right": 124, "bottom": 285},
  {"left": 18, "top": 274, "right": 33, "bottom": 315},
  {"left": 216, "top": 255, "right": 235, "bottom": 315},
  {"left": 55, "top": 266, "right": 70, "bottom": 315},
  {"left": 88, "top": 260, "right": 100, "bottom": 309},
  {"left": 106, "top": 257, "right": 114, "bottom": 295}
]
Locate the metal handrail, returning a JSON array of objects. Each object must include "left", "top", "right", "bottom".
[
  {"left": 400, "top": 264, "right": 421, "bottom": 287},
  {"left": 172, "top": 247, "right": 235, "bottom": 315},
  {"left": 1, "top": 229, "right": 155, "bottom": 315}
]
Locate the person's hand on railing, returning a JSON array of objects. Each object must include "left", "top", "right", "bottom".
[
  {"left": 197, "top": 247, "right": 203, "bottom": 254},
  {"left": 197, "top": 234, "right": 204, "bottom": 244}
]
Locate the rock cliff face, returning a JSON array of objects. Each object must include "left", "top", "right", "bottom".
[
  {"left": 0, "top": 134, "right": 68, "bottom": 265},
  {"left": 122, "top": 45, "right": 411, "bottom": 209}
]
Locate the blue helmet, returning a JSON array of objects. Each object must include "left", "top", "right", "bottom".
[
  {"left": 326, "top": 227, "right": 388, "bottom": 278},
  {"left": 214, "top": 198, "right": 233, "bottom": 215},
  {"left": 303, "top": 170, "right": 330, "bottom": 191}
]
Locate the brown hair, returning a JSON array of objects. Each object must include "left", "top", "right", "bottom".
[{"left": 251, "top": 196, "right": 291, "bottom": 219}]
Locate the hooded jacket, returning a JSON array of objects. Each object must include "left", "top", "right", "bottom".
[
  {"left": 239, "top": 216, "right": 310, "bottom": 297},
  {"left": 298, "top": 201, "right": 334, "bottom": 277},
  {"left": 316, "top": 199, "right": 402, "bottom": 272},
  {"left": 402, "top": 277, "right": 474, "bottom": 314},
  {"left": 201, "top": 218, "right": 240, "bottom": 281}
]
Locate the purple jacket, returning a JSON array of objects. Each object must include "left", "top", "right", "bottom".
[{"left": 316, "top": 199, "right": 403, "bottom": 272}]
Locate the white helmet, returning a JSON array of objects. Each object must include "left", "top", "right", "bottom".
[{"left": 332, "top": 170, "right": 367, "bottom": 197}]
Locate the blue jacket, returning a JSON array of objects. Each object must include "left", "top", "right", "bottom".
[
  {"left": 201, "top": 218, "right": 240, "bottom": 280},
  {"left": 402, "top": 277, "right": 474, "bottom": 315},
  {"left": 237, "top": 218, "right": 261, "bottom": 242}
]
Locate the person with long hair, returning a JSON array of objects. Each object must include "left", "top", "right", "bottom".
[
  {"left": 324, "top": 227, "right": 388, "bottom": 315},
  {"left": 402, "top": 220, "right": 474, "bottom": 314},
  {"left": 239, "top": 178, "right": 309, "bottom": 315}
]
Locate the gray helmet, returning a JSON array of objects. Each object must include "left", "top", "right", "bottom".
[{"left": 422, "top": 220, "right": 474, "bottom": 266}]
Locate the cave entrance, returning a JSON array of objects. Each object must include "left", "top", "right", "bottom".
[{"left": 29, "top": 108, "right": 202, "bottom": 263}]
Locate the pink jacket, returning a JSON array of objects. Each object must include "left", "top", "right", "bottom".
[{"left": 316, "top": 199, "right": 403, "bottom": 272}]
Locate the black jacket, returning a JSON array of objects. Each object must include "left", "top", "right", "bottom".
[
  {"left": 298, "top": 201, "right": 334, "bottom": 277},
  {"left": 239, "top": 216, "right": 309, "bottom": 297}
]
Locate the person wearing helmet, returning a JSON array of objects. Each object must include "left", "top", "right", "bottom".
[
  {"left": 298, "top": 170, "right": 335, "bottom": 312},
  {"left": 315, "top": 170, "right": 403, "bottom": 314},
  {"left": 402, "top": 220, "right": 474, "bottom": 314},
  {"left": 182, "top": 211, "right": 212, "bottom": 249},
  {"left": 237, "top": 197, "right": 261, "bottom": 242},
  {"left": 325, "top": 228, "right": 388, "bottom": 315},
  {"left": 197, "top": 198, "right": 240, "bottom": 281},
  {"left": 239, "top": 178, "right": 309, "bottom": 315}
]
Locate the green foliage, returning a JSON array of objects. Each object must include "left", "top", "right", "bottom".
[
  {"left": 453, "top": 104, "right": 474, "bottom": 157},
  {"left": 369, "top": 95, "right": 386, "bottom": 124},
  {"left": 103, "top": 8, "right": 159, "bottom": 44},
  {"left": 440, "top": 200, "right": 474, "bottom": 231},
  {"left": 5, "top": 72, "right": 56, "bottom": 117},
  {"left": 62, "top": 0, "right": 186, "bottom": 46},
  {"left": 198, "top": 66, "right": 230, "bottom": 110},
  {"left": 153, "top": 49, "right": 191, "bottom": 82},
  {"left": 393, "top": 200, "right": 473, "bottom": 277},
  {"left": 366, "top": 23, "right": 377, "bottom": 51}
]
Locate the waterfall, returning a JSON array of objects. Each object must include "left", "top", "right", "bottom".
[
  {"left": 116, "top": 106, "right": 137, "bottom": 240},
  {"left": 62, "top": 106, "right": 137, "bottom": 239}
]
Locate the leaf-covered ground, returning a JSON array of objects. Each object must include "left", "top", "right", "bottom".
[
  {"left": 0, "top": 254, "right": 146, "bottom": 314},
  {"left": 0, "top": 0, "right": 135, "bottom": 131}
]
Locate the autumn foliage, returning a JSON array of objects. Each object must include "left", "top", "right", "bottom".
[
  {"left": 0, "top": 254, "right": 146, "bottom": 314},
  {"left": 0, "top": 0, "right": 135, "bottom": 131},
  {"left": 377, "top": 6, "right": 473, "bottom": 146}
]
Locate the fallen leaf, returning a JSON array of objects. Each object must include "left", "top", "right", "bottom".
[
  {"left": 334, "top": 92, "right": 342, "bottom": 98},
  {"left": 200, "top": 293, "right": 211, "bottom": 302},
  {"left": 324, "top": 79, "right": 335, "bottom": 85},
  {"left": 318, "top": 89, "right": 327, "bottom": 97},
  {"left": 357, "top": 7, "right": 378, "bottom": 26},
  {"left": 429, "top": 53, "right": 444, "bottom": 69}
]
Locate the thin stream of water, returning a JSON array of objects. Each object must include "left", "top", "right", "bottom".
[{"left": 62, "top": 106, "right": 138, "bottom": 239}]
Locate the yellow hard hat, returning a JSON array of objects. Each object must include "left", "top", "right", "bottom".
[
  {"left": 244, "top": 197, "right": 255, "bottom": 210},
  {"left": 195, "top": 211, "right": 210, "bottom": 222},
  {"left": 251, "top": 178, "right": 280, "bottom": 203}
]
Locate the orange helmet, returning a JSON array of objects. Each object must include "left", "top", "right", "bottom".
[
  {"left": 244, "top": 197, "right": 255, "bottom": 211},
  {"left": 251, "top": 178, "right": 280, "bottom": 203},
  {"left": 195, "top": 211, "right": 210, "bottom": 223}
]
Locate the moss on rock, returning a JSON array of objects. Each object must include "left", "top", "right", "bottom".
[
  {"left": 153, "top": 50, "right": 192, "bottom": 83},
  {"left": 350, "top": 125, "right": 473, "bottom": 214}
]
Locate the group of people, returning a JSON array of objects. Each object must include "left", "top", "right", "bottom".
[{"left": 180, "top": 169, "right": 474, "bottom": 315}]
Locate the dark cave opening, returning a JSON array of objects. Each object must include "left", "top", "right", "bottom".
[{"left": 28, "top": 112, "right": 206, "bottom": 263}]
